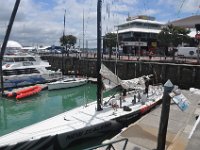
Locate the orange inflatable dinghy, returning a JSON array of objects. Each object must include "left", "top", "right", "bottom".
[
  {"left": 6, "top": 85, "right": 42, "bottom": 99},
  {"left": 16, "top": 85, "right": 42, "bottom": 99}
]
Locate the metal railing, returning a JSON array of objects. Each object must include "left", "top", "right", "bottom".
[
  {"left": 84, "top": 138, "right": 128, "bottom": 150},
  {"left": 40, "top": 52, "right": 199, "bottom": 64}
]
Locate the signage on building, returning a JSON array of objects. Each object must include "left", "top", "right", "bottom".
[
  {"left": 121, "top": 41, "right": 147, "bottom": 46},
  {"left": 151, "top": 42, "right": 157, "bottom": 47},
  {"left": 126, "top": 15, "right": 155, "bottom": 21},
  {"left": 138, "top": 15, "right": 155, "bottom": 21}
]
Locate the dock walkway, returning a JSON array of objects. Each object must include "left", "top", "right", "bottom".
[{"left": 102, "top": 90, "right": 200, "bottom": 150}]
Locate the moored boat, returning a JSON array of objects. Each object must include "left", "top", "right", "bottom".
[
  {"left": 47, "top": 78, "right": 88, "bottom": 90},
  {"left": 1, "top": 53, "right": 62, "bottom": 90},
  {"left": 6, "top": 85, "right": 42, "bottom": 99}
]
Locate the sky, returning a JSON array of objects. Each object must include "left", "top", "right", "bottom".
[{"left": 0, "top": 0, "right": 200, "bottom": 48}]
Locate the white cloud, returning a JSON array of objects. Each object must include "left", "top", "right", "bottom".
[
  {"left": 0, "top": 0, "right": 129, "bottom": 47},
  {"left": 157, "top": 0, "right": 199, "bottom": 14},
  {"left": 0, "top": 0, "right": 62, "bottom": 46}
]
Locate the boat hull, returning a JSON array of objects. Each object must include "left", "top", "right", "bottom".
[
  {"left": 0, "top": 74, "right": 61, "bottom": 90},
  {"left": 0, "top": 120, "right": 122, "bottom": 150},
  {"left": 48, "top": 78, "right": 88, "bottom": 90}
]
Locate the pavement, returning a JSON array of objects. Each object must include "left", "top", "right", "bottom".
[
  {"left": 186, "top": 108, "right": 200, "bottom": 150},
  {"left": 99, "top": 90, "right": 200, "bottom": 150}
]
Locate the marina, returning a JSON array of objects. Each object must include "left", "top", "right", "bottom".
[{"left": 1, "top": 0, "right": 200, "bottom": 149}]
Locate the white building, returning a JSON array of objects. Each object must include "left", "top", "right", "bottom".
[{"left": 116, "top": 15, "right": 164, "bottom": 55}]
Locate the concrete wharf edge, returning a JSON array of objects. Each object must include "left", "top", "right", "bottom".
[{"left": 101, "top": 90, "right": 200, "bottom": 150}]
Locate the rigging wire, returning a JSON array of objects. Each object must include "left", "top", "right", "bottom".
[
  {"left": 104, "top": 0, "right": 121, "bottom": 33},
  {"left": 84, "top": 0, "right": 94, "bottom": 37},
  {"left": 102, "top": 0, "right": 111, "bottom": 35},
  {"left": 143, "top": 0, "right": 148, "bottom": 16},
  {"left": 62, "top": 1, "right": 72, "bottom": 36},
  {"left": 106, "top": 2, "right": 110, "bottom": 18},
  {"left": 195, "top": 0, "right": 200, "bottom": 15},
  {"left": 177, "top": 0, "right": 186, "bottom": 18}
]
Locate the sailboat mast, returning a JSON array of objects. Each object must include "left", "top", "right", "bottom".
[
  {"left": 0, "top": 0, "right": 21, "bottom": 96},
  {"left": 83, "top": 9, "right": 85, "bottom": 53},
  {"left": 97, "top": 0, "right": 103, "bottom": 111},
  {"left": 115, "top": 28, "right": 119, "bottom": 75},
  {"left": 62, "top": 9, "right": 66, "bottom": 74},
  {"left": 63, "top": 9, "right": 66, "bottom": 39}
]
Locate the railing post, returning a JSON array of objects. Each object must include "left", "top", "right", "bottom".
[{"left": 157, "top": 80, "right": 174, "bottom": 150}]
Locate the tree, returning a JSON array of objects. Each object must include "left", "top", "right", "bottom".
[
  {"left": 60, "top": 35, "right": 77, "bottom": 49},
  {"left": 103, "top": 33, "right": 117, "bottom": 59},
  {"left": 157, "top": 24, "right": 191, "bottom": 57}
]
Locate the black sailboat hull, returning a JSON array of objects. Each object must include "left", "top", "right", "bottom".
[
  {"left": 0, "top": 99, "right": 162, "bottom": 150},
  {"left": 0, "top": 120, "right": 122, "bottom": 150}
]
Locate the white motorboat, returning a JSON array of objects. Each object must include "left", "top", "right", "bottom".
[
  {"left": 1, "top": 53, "right": 62, "bottom": 89},
  {"left": 47, "top": 77, "right": 88, "bottom": 90}
]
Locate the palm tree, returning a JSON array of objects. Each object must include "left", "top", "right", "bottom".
[{"left": 157, "top": 24, "right": 191, "bottom": 58}]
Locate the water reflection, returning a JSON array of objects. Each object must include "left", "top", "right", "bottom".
[{"left": 0, "top": 83, "right": 97, "bottom": 136}]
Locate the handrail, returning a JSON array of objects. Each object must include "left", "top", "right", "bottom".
[{"left": 84, "top": 138, "right": 128, "bottom": 150}]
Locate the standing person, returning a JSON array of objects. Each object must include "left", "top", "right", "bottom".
[
  {"left": 137, "top": 92, "right": 141, "bottom": 102},
  {"left": 141, "top": 92, "right": 147, "bottom": 105},
  {"left": 132, "top": 95, "right": 137, "bottom": 105},
  {"left": 110, "top": 96, "right": 118, "bottom": 112},
  {"left": 122, "top": 89, "right": 127, "bottom": 102},
  {"left": 123, "top": 89, "right": 127, "bottom": 96},
  {"left": 149, "top": 51, "right": 153, "bottom": 60},
  {"left": 145, "top": 78, "right": 150, "bottom": 97},
  {"left": 119, "top": 96, "right": 122, "bottom": 108}
]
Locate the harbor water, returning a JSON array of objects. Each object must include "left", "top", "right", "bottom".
[{"left": 0, "top": 83, "right": 119, "bottom": 149}]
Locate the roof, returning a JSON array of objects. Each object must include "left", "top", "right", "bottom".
[
  {"left": 6, "top": 40, "right": 22, "bottom": 49},
  {"left": 117, "top": 27, "right": 161, "bottom": 34},
  {"left": 118, "top": 19, "right": 164, "bottom": 27},
  {"left": 168, "top": 15, "right": 200, "bottom": 28}
]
